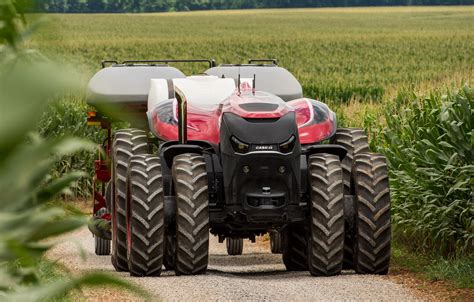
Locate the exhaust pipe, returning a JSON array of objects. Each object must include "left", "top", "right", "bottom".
[{"left": 175, "top": 86, "right": 187, "bottom": 144}]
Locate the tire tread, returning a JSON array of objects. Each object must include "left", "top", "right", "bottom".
[
  {"left": 127, "top": 155, "right": 165, "bottom": 276},
  {"left": 173, "top": 153, "right": 209, "bottom": 275},
  {"left": 112, "top": 129, "right": 148, "bottom": 271},
  {"left": 308, "top": 154, "right": 344, "bottom": 276},
  {"left": 331, "top": 128, "right": 369, "bottom": 269},
  {"left": 353, "top": 153, "right": 391, "bottom": 275},
  {"left": 226, "top": 238, "right": 244, "bottom": 256}
]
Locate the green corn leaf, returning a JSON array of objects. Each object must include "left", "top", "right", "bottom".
[{"left": 0, "top": 273, "right": 148, "bottom": 302}]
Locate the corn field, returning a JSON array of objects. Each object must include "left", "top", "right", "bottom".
[{"left": 383, "top": 87, "right": 473, "bottom": 255}]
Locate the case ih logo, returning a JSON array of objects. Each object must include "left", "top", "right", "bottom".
[{"left": 255, "top": 145, "right": 275, "bottom": 150}]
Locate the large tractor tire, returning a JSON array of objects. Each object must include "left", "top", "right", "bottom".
[
  {"left": 111, "top": 129, "right": 148, "bottom": 272},
  {"left": 126, "top": 155, "right": 165, "bottom": 276},
  {"left": 353, "top": 153, "right": 391, "bottom": 275},
  {"left": 163, "top": 235, "right": 176, "bottom": 270},
  {"left": 270, "top": 231, "right": 282, "bottom": 254},
  {"left": 331, "top": 128, "right": 370, "bottom": 269},
  {"left": 94, "top": 208, "right": 111, "bottom": 256},
  {"left": 226, "top": 238, "right": 244, "bottom": 256},
  {"left": 282, "top": 226, "right": 307, "bottom": 271},
  {"left": 172, "top": 153, "right": 210, "bottom": 275},
  {"left": 307, "top": 154, "right": 344, "bottom": 276}
]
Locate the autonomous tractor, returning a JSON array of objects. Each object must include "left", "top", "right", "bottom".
[{"left": 86, "top": 59, "right": 391, "bottom": 277}]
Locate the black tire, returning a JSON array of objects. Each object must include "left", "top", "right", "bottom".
[
  {"left": 282, "top": 226, "right": 308, "bottom": 271},
  {"left": 342, "top": 196, "right": 355, "bottom": 270},
  {"left": 126, "top": 155, "right": 165, "bottom": 276},
  {"left": 105, "top": 181, "right": 112, "bottom": 211},
  {"left": 172, "top": 153, "right": 209, "bottom": 275},
  {"left": 111, "top": 129, "right": 148, "bottom": 272},
  {"left": 307, "top": 154, "right": 344, "bottom": 276},
  {"left": 270, "top": 231, "right": 282, "bottom": 254},
  {"left": 353, "top": 153, "right": 391, "bottom": 275},
  {"left": 331, "top": 128, "right": 370, "bottom": 194},
  {"left": 226, "top": 238, "right": 244, "bottom": 256},
  {"left": 95, "top": 235, "right": 111, "bottom": 255},
  {"left": 331, "top": 128, "right": 369, "bottom": 269},
  {"left": 94, "top": 208, "right": 111, "bottom": 256},
  {"left": 163, "top": 235, "right": 176, "bottom": 270}
]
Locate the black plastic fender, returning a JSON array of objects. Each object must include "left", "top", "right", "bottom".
[
  {"left": 159, "top": 141, "right": 218, "bottom": 234},
  {"left": 304, "top": 144, "right": 347, "bottom": 160},
  {"left": 159, "top": 140, "right": 216, "bottom": 169}
]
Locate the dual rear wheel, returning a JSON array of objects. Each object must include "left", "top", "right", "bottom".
[
  {"left": 127, "top": 153, "right": 210, "bottom": 276},
  {"left": 111, "top": 129, "right": 148, "bottom": 271},
  {"left": 110, "top": 128, "right": 164, "bottom": 275},
  {"left": 110, "top": 130, "right": 210, "bottom": 276},
  {"left": 282, "top": 128, "right": 391, "bottom": 276},
  {"left": 331, "top": 128, "right": 370, "bottom": 269},
  {"left": 332, "top": 128, "right": 391, "bottom": 274},
  {"left": 281, "top": 153, "right": 345, "bottom": 276}
]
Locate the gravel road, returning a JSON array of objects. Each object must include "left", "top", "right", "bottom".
[{"left": 48, "top": 228, "right": 420, "bottom": 301}]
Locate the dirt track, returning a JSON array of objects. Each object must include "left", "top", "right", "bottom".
[{"left": 48, "top": 228, "right": 420, "bottom": 301}]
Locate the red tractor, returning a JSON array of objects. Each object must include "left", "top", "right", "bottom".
[{"left": 87, "top": 59, "right": 391, "bottom": 276}]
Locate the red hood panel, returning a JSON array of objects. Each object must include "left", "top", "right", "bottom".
[{"left": 148, "top": 91, "right": 336, "bottom": 145}]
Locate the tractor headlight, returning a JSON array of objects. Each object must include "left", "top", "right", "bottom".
[
  {"left": 279, "top": 135, "right": 296, "bottom": 153},
  {"left": 230, "top": 136, "right": 250, "bottom": 154}
]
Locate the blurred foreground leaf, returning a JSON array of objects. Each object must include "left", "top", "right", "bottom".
[
  {"left": 0, "top": 1, "right": 145, "bottom": 300},
  {"left": 1, "top": 273, "right": 148, "bottom": 302}
]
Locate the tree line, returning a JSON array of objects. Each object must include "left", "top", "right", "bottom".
[{"left": 34, "top": 0, "right": 473, "bottom": 13}]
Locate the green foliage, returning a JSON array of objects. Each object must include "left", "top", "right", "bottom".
[
  {"left": 32, "top": 0, "right": 474, "bottom": 13},
  {"left": 391, "top": 240, "right": 474, "bottom": 289},
  {"left": 0, "top": 0, "right": 28, "bottom": 48},
  {"left": 38, "top": 96, "right": 106, "bottom": 197},
  {"left": 4, "top": 273, "right": 146, "bottom": 301},
  {"left": 0, "top": 0, "right": 143, "bottom": 300},
  {"left": 383, "top": 86, "right": 473, "bottom": 255},
  {"left": 426, "top": 256, "right": 474, "bottom": 288}
]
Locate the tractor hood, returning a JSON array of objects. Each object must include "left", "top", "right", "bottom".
[{"left": 147, "top": 75, "right": 336, "bottom": 145}]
